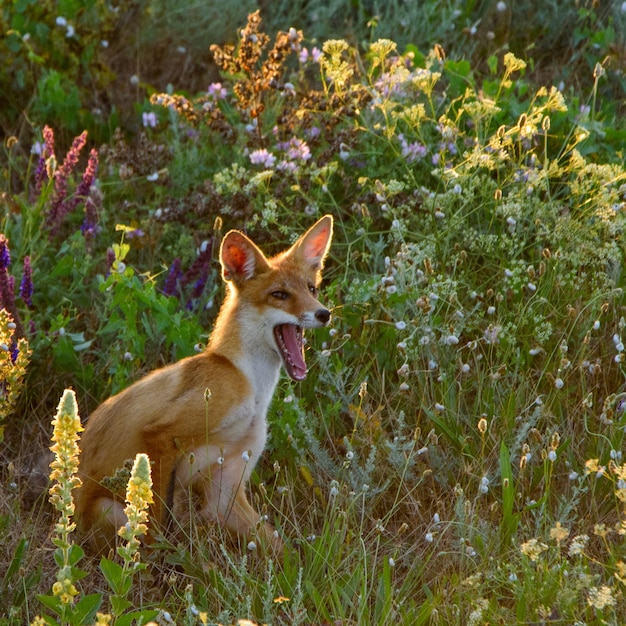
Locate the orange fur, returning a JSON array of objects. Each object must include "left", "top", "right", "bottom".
[{"left": 74, "top": 215, "right": 333, "bottom": 552}]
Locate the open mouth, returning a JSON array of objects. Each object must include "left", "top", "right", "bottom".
[{"left": 273, "top": 324, "right": 307, "bottom": 381}]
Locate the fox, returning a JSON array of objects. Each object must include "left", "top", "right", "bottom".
[{"left": 74, "top": 214, "right": 334, "bottom": 553}]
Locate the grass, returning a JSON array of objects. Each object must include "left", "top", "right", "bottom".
[{"left": 1, "top": 4, "right": 626, "bottom": 626}]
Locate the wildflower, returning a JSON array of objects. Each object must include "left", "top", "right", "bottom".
[
  {"left": 19, "top": 256, "right": 33, "bottom": 307},
  {"left": 568, "top": 534, "right": 589, "bottom": 556},
  {"left": 479, "top": 476, "right": 489, "bottom": 494},
  {"left": 142, "top": 111, "right": 157, "bottom": 128},
  {"left": 207, "top": 82, "right": 227, "bottom": 100},
  {"left": 247, "top": 541, "right": 257, "bottom": 551},
  {"left": 242, "top": 450, "right": 251, "bottom": 462},
  {"left": 547, "top": 449, "right": 557, "bottom": 462},
  {"left": 117, "top": 453, "right": 154, "bottom": 559},
  {"left": 48, "top": 389, "right": 83, "bottom": 601},
  {"left": 549, "top": 522, "right": 569, "bottom": 545},
  {"left": 425, "top": 532, "right": 434, "bottom": 543},
  {"left": 587, "top": 586, "right": 616, "bottom": 611},
  {"left": 520, "top": 538, "right": 548, "bottom": 561},
  {"left": 146, "top": 172, "right": 159, "bottom": 182},
  {"left": 395, "top": 321, "right": 407, "bottom": 330},
  {"left": 249, "top": 149, "right": 276, "bottom": 168},
  {"left": 70, "top": 148, "right": 98, "bottom": 212},
  {"left": 46, "top": 131, "right": 88, "bottom": 231},
  {"left": 163, "top": 258, "right": 183, "bottom": 297}
]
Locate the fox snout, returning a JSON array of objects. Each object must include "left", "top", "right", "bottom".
[{"left": 315, "top": 307, "right": 331, "bottom": 325}]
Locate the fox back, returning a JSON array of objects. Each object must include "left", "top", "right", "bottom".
[{"left": 74, "top": 215, "right": 333, "bottom": 552}]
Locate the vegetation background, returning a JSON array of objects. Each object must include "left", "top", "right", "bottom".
[{"left": 1, "top": 0, "right": 626, "bottom": 624}]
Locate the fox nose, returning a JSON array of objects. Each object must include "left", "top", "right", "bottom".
[{"left": 315, "top": 308, "right": 331, "bottom": 325}]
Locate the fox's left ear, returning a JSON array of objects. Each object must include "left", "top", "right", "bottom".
[
  {"left": 220, "top": 230, "right": 271, "bottom": 285},
  {"left": 293, "top": 214, "right": 333, "bottom": 270}
]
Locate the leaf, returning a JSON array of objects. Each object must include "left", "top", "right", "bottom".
[
  {"left": 3, "top": 537, "right": 28, "bottom": 586},
  {"left": 74, "top": 593, "right": 103, "bottom": 624},
  {"left": 99, "top": 557, "right": 125, "bottom": 594},
  {"left": 500, "top": 442, "right": 519, "bottom": 548},
  {"left": 115, "top": 609, "right": 160, "bottom": 626},
  {"left": 111, "top": 594, "right": 133, "bottom": 615}
]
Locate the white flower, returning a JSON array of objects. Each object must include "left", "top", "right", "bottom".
[
  {"left": 569, "top": 471, "right": 578, "bottom": 480},
  {"left": 446, "top": 334, "right": 459, "bottom": 345},
  {"left": 434, "top": 402, "right": 445, "bottom": 412},
  {"left": 242, "top": 450, "right": 251, "bottom": 462},
  {"left": 548, "top": 449, "right": 557, "bottom": 462},
  {"left": 388, "top": 557, "right": 395, "bottom": 567},
  {"left": 554, "top": 377, "right": 564, "bottom": 389},
  {"left": 395, "top": 320, "right": 407, "bottom": 330},
  {"left": 345, "top": 451, "right": 354, "bottom": 461},
  {"left": 146, "top": 172, "right": 159, "bottom": 182},
  {"left": 56, "top": 16, "right": 67, "bottom": 27},
  {"left": 425, "top": 532, "right": 434, "bottom": 543},
  {"left": 247, "top": 541, "right": 257, "bottom": 551}
]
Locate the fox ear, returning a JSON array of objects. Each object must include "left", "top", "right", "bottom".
[
  {"left": 220, "top": 231, "right": 270, "bottom": 284},
  {"left": 292, "top": 214, "right": 333, "bottom": 270}
]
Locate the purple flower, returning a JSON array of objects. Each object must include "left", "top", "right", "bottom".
[
  {"left": 0, "top": 234, "right": 10, "bottom": 270},
  {"left": 46, "top": 130, "right": 88, "bottom": 230},
  {"left": 19, "top": 256, "right": 33, "bottom": 307},
  {"left": 142, "top": 111, "right": 157, "bottom": 128},
  {"left": 286, "top": 138, "right": 311, "bottom": 162},
  {"left": 0, "top": 235, "right": 24, "bottom": 338},
  {"left": 249, "top": 149, "right": 276, "bottom": 168},
  {"left": 208, "top": 82, "right": 227, "bottom": 100},
  {"left": 9, "top": 339, "right": 18, "bottom": 364},
  {"left": 163, "top": 258, "right": 183, "bottom": 297},
  {"left": 398, "top": 134, "right": 427, "bottom": 163},
  {"left": 34, "top": 125, "right": 56, "bottom": 196}
]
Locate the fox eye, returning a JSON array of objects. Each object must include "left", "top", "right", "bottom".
[
  {"left": 308, "top": 284, "right": 318, "bottom": 296},
  {"left": 271, "top": 290, "right": 289, "bottom": 300}
]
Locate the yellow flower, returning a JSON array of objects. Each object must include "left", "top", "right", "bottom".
[
  {"left": 549, "top": 522, "right": 569, "bottom": 545},
  {"left": 520, "top": 538, "right": 548, "bottom": 562},
  {"left": 587, "top": 585, "right": 616, "bottom": 611}
]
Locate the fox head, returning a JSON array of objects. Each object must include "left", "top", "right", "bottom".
[{"left": 219, "top": 215, "right": 333, "bottom": 381}]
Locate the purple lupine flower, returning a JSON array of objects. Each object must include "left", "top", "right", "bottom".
[
  {"left": 19, "top": 256, "right": 33, "bottom": 307},
  {"left": 67, "top": 147, "right": 98, "bottom": 215},
  {"left": 9, "top": 339, "right": 19, "bottom": 364},
  {"left": 105, "top": 247, "right": 116, "bottom": 275},
  {"left": 46, "top": 130, "right": 88, "bottom": 230},
  {"left": 163, "top": 258, "right": 183, "bottom": 297},
  {"left": 0, "top": 234, "right": 10, "bottom": 270},
  {"left": 81, "top": 195, "right": 100, "bottom": 243},
  {"left": 180, "top": 239, "right": 214, "bottom": 307},
  {"left": 0, "top": 235, "right": 24, "bottom": 338}
]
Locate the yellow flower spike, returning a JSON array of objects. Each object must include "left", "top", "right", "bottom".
[{"left": 118, "top": 453, "right": 153, "bottom": 559}]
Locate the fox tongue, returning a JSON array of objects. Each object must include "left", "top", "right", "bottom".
[{"left": 274, "top": 324, "right": 307, "bottom": 381}]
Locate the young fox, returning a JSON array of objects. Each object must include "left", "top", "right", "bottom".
[{"left": 75, "top": 215, "right": 333, "bottom": 552}]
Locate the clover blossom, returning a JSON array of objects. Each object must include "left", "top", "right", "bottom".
[{"left": 249, "top": 148, "right": 276, "bottom": 168}]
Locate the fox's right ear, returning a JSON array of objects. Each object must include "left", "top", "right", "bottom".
[{"left": 220, "top": 231, "right": 270, "bottom": 284}]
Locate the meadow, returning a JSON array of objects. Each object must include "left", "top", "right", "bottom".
[{"left": 1, "top": 1, "right": 626, "bottom": 624}]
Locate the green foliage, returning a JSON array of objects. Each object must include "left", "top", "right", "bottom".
[{"left": 0, "top": 0, "right": 118, "bottom": 137}]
